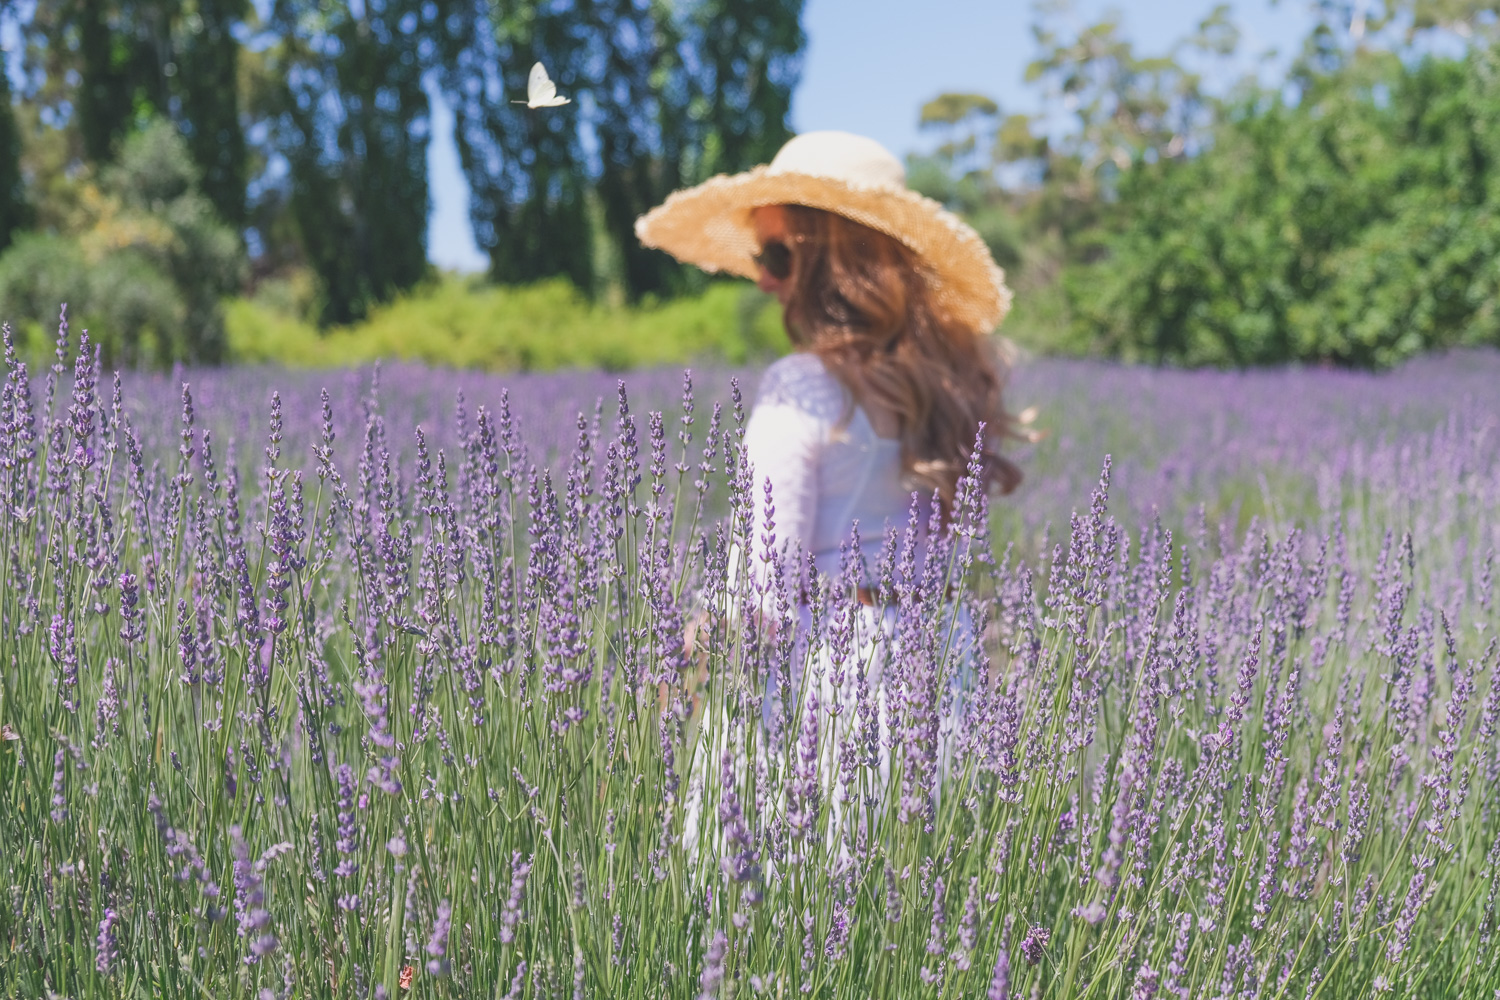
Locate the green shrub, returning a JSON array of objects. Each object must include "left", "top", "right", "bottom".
[
  {"left": 0, "top": 233, "right": 186, "bottom": 365},
  {"left": 227, "top": 275, "right": 790, "bottom": 370},
  {"left": 1065, "top": 52, "right": 1500, "bottom": 368},
  {"left": 0, "top": 233, "right": 89, "bottom": 348},
  {"left": 0, "top": 119, "right": 244, "bottom": 366}
]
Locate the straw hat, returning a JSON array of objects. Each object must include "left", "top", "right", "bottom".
[{"left": 634, "top": 130, "right": 1012, "bottom": 333}]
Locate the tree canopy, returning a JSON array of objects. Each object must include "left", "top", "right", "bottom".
[
  {"left": 3, "top": 0, "right": 1499, "bottom": 368},
  {"left": 0, "top": 0, "right": 806, "bottom": 341},
  {"left": 911, "top": 0, "right": 1500, "bottom": 367}
]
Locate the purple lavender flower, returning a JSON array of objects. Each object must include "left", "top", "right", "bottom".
[
  {"left": 231, "top": 826, "right": 278, "bottom": 964},
  {"left": 500, "top": 852, "right": 533, "bottom": 945},
  {"left": 333, "top": 764, "right": 360, "bottom": 879},
  {"left": 824, "top": 897, "right": 852, "bottom": 962},
  {"left": 425, "top": 899, "right": 452, "bottom": 975},
  {"left": 1132, "top": 963, "right": 1160, "bottom": 1000},
  {"left": 919, "top": 875, "right": 947, "bottom": 984},
  {"left": 1019, "top": 924, "right": 1050, "bottom": 965},
  {"left": 95, "top": 907, "right": 120, "bottom": 975},
  {"left": 1387, "top": 871, "right": 1429, "bottom": 964},
  {"left": 718, "top": 749, "right": 761, "bottom": 887},
  {"left": 884, "top": 866, "right": 902, "bottom": 927},
  {"left": 49, "top": 613, "right": 79, "bottom": 712},
  {"left": 117, "top": 572, "right": 143, "bottom": 646},
  {"left": 953, "top": 876, "right": 980, "bottom": 971},
  {"left": 697, "top": 929, "right": 727, "bottom": 1000},
  {"left": 988, "top": 915, "right": 1014, "bottom": 1000},
  {"left": 49, "top": 748, "right": 66, "bottom": 823}
]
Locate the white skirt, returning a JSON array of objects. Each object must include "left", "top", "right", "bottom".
[{"left": 681, "top": 598, "right": 979, "bottom": 868}]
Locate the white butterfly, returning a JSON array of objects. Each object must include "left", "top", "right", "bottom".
[{"left": 512, "top": 61, "right": 570, "bottom": 109}]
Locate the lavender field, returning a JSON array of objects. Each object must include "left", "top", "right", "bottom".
[{"left": 1, "top": 317, "right": 1498, "bottom": 999}]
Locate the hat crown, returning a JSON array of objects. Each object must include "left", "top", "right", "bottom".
[{"left": 766, "top": 131, "right": 906, "bottom": 190}]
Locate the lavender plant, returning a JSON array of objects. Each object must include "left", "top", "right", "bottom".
[{"left": 1, "top": 310, "right": 1497, "bottom": 999}]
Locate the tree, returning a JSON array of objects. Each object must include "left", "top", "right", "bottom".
[
  {"left": 1024, "top": 1, "right": 1237, "bottom": 177},
  {"left": 177, "top": 0, "right": 250, "bottom": 228},
  {"left": 18, "top": 0, "right": 248, "bottom": 228},
  {"left": 919, "top": 92, "right": 1000, "bottom": 178},
  {"left": 587, "top": 0, "right": 804, "bottom": 300},
  {"left": 0, "top": 119, "right": 244, "bottom": 365},
  {"left": 440, "top": 1, "right": 597, "bottom": 293},
  {"left": 259, "top": 0, "right": 470, "bottom": 325},
  {"left": 0, "top": 49, "right": 30, "bottom": 254},
  {"left": 1067, "top": 48, "right": 1500, "bottom": 367},
  {"left": 441, "top": 0, "right": 805, "bottom": 301}
]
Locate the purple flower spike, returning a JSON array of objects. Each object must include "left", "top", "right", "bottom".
[
  {"left": 425, "top": 899, "right": 452, "bottom": 975},
  {"left": 697, "top": 929, "right": 727, "bottom": 1000},
  {"left": 95, "top": 907, "right": 120, "bottom": 975},
  {"left": 988, "top": 915, "right": 1014, "bottom": 1000}
]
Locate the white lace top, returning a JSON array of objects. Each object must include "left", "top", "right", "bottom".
[{"left": 743, "top": 352, "right": 924, "bottom": 587}]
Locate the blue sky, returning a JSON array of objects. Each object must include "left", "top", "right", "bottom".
[{"left": 425, "top": 0, "right": 1319, "bottom": 272}]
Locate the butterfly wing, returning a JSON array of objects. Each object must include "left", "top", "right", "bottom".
[{"left": 527, "top": 62, "right": 558, "bottom": 106}]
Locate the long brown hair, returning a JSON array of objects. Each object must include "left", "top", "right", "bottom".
[{"left": 776, "top": 204, "right": 1023, "bottom": 512}]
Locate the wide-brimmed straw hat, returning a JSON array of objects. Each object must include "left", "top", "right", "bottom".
[{"left": 634, "top": 130, "right": 1012, "bottom": 333}]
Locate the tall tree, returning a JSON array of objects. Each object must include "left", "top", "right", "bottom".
[
  {"left": 442, "top": 0, "right": 805, "bottom": 301},
  {"left": 19, "top": 0, "right": 248, "bottom": 228},
  {"left": 601, "top": 0, "right": 804, "bottom": 299},
  {"left": 588, "top": 0, "right": 690, "bottom": 300},
  {"left": 688, "top": 0, "right": 803, "bottom": 176},
  {"left": 1024, "top": 1, "right": 1236, "bottom": 176},
  {"left": 178, "top": 0, "right": 249, "bottom": 228},
  {"left": 72, "top": 0, "right": 168, "bottom": 164},
  {"left": 440, "top": 1, "right": 596, "bottom": 292},
  {"left": 0, "top": 36, "right": 30, "bottom": 252},
  {"left": 262, "top": 0, "right": 465, "bottom": 325}
]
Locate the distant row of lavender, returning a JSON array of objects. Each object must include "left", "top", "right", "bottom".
[
  {"left": 2, "top": 314, "right": 1498, "bottom": 998},
  {"left": 123, "top": 348, "right": 1500, "bottom": 547}
]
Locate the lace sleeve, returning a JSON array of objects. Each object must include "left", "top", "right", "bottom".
[{"left": 741, "top": 354, "right": 846, "bottom": 592}]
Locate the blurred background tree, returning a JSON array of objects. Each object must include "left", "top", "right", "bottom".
[
  {"left": 910, "top": 0, "right": 1500, "bottom": 367},
  {"left": 0, "top": 120, "right": 244, "bottom": 365},
  {"left": 438, "top": 0, "right": 804, "bottom": 302},
  {"left": 254, "top": 0, "right": 463, "bottom": 326},
  {"left": 1, "top": 0, "right": 1498, "bottom": 368},
  {"left": 0, "top": 0, "right": 803, "bottom": 359}
]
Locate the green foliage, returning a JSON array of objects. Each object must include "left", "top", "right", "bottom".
[
  {"left": 1024, "top": 4, "right": 1235, "bottom": 175},
  {"left": 918, "top": 92, "right": 1000, "bottom": 174},
  {"left": 1068, "top": 51, "right": 1500, "bottom": 367},
  {"left": 10, "top": 0, "right": 804, "bottom": 349},
  {"left": 442, "top": 0, "right": 804, "bottom": 302},
  {"left": 226, "top": 276, "right": 789, "bottom": 370},
  {"left": 20, "top": 0, "right": 247, "bottom": 228},
  {"left": 0, "top": 121, "right": 244, "bottom": 366},
  {"left": 907, "top": 2, "right": 1500, "bottom": 368},
  {"left": 0, "top": 71, "right": 29, "bottom": 254},
  {"left": 0, "top": 233, "right": 184, "bottom": 365},
  {"left": 258, "top": 0, "right": 466, "bottom": 327},
  {"left": 176, "top": 0, "right": 249, "bottom": 228},
  {"left": 904, "top": 4, "right": 1241, "bottom": 357}
]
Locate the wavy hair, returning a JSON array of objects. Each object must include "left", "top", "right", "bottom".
[{"left": 776, "top": 204, "right": 1023, "bottom": 512}]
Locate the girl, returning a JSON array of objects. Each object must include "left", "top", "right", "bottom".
[{"left": 636, "top": 129, "right": 1025, "bottom": 856}]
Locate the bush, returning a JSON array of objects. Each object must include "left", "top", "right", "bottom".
[
  {"left": 0, "top": 233, "right": 185, "bottom": 365},
  {"left": 227, "top": 275, "right": 790, "bottom": 370},
  {"left": 0, "top": 119, "right": 244, "bottom": 366},
  {"left": 0, "top": 233, "right": 89, "bottom": 345},
  {"left": 1065, "top": 52, "right": 1500, "bottom": 368}
]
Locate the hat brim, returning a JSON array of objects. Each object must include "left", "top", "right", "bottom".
[{"left": 634, "top": 166, "right": 1012, "bottom": 334}]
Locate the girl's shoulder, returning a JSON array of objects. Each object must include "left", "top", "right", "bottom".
[{"left": 754, "top": 352, "right": 847, "bottom": 422}]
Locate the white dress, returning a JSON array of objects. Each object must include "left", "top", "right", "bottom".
[
  {"left": 682, "top": 353, "right": 979, "bottom": 864},
  {"left": 742, "top": 351, "right": 920, "bottom": 586}
]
